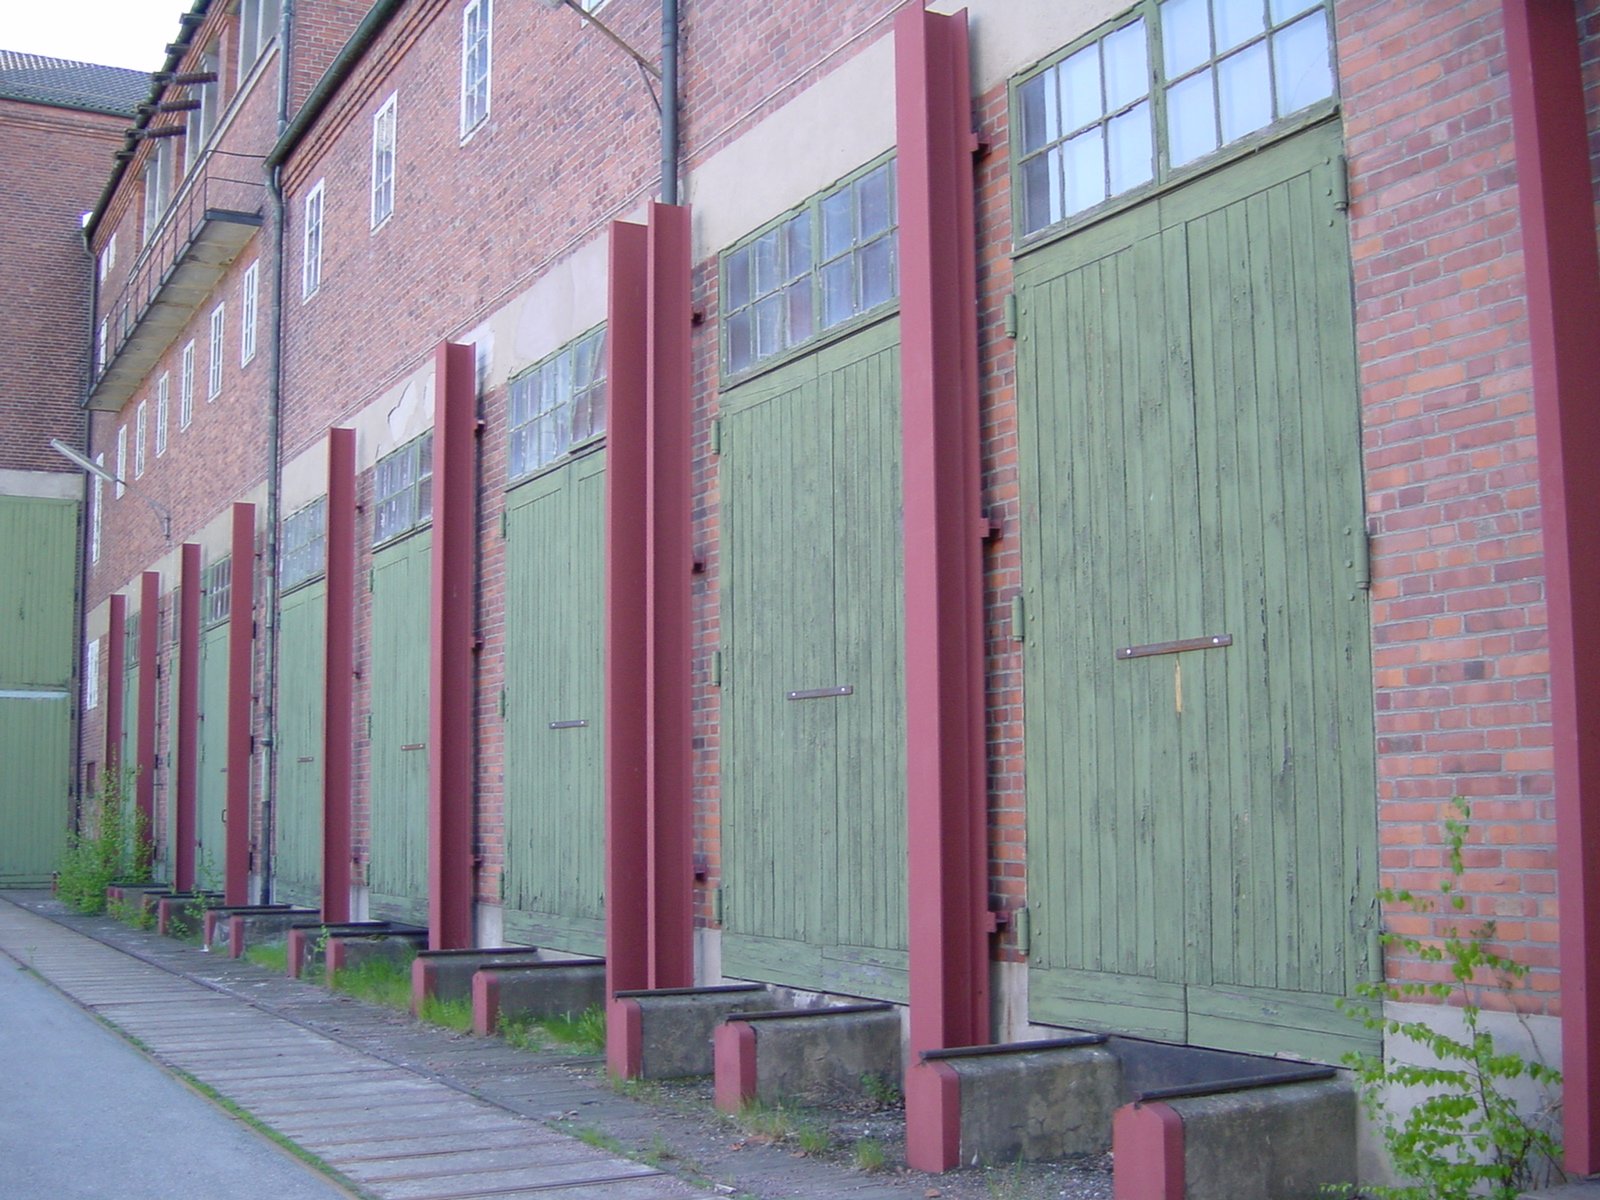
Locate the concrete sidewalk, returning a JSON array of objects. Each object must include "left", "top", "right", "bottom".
[{"left": 0, "top": 893, "right": 944, "bottom": 1199}]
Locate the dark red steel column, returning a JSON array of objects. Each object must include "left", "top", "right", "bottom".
[
  {"left": 895, "top": 7, "right": 991, "bottom": 1172},
  {"left": 105, "top": 592, "right": 126, "bottom": 779},
  {"left": 175, "top": 544, "right": 201, "bottom": 893},
  {"left": 428, "top": 342, "right": 478, "bottom": 950},
  {"left": 225, "top": 502, "right": 255, "bottom": 906},
  {"left": 137, "top": 571, "right": 159, "bottom": 868},
  {"left": 1501, "top": 0, "right": 1600, "bottom": 1174},
  {"left": 644, "top": 202, "right": 695, "bottom": 989},
  {"left": 322, "top": 428, "right": 356, "bottom": 923},
  {"left": 605, "top": 217, "right": 652, "bottom": 1077}
]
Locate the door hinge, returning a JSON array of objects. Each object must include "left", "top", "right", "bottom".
[
  {"left": 499, "top": 688, "right": 507, "bottom": 718},
  {"left": 711, "top": 886, "right": 724, "bottom": 925},
  {"left": 709, "top": 416, "right": 722, "bottom": 457},
  {"left": 500, "top": 509, "right": 508, "bottom": 539},
  {"left": 1003, "top": 292, "right": 1019, "bottom": 339},
  {"left": 1332, "top": 154, "right": 1350, "bottom": 212},
  {"left": 1349, "top": 523, "right": 1372, "bottom": 593},
  {"left": 367, "top": 567, "right": 375, "bottom": 593},
  {"left": 710, "top": 649, "right": 722, "bottom": 688},
  {"left": 1015, "top": 906, "right": 1031, "bottom": 956},
  {"left": 1010, "top": 593, "right": 1026, "bottom": 642},
  {"left": 365, "top": 713, "right": 372, "bottom": 739}
]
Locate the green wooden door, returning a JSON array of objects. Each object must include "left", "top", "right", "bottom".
[
  {"left": 122, "top": 627, "right": 139, "bottom": 825},
  {"left": 1017, "top": 122, "right": 1378, "bottom": 1061},
  {"left": 720, "top": 319, "right": 907, "bottom": 1000},
  {"left": 0, "top": 495, "right": 77, "bottom": 887},
  {"left": 274, "top": 581, "right": 326, "bottom": 907},
  {"left": 502, "top": 449, "right": 606, "bottom": 953},
  {"left": 368, "top": 530, "right": 431, "bottom": 924},
  {"left": 196, "top": 623, "right": 230, "bottom": 889}
]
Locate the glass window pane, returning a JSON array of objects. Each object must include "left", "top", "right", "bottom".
[
  {"left": 1273, "top": 11, "right": 1332, "bottom": 114},
  {"left": 821, "top": 187, "right": 853, "bottom": 258},
  {"left": 1167, "top": 67, "right": 1218, "bottom": 167},
  {"left": 590, "top": 383, "right": 607, "bottom": 436},
  {"left": 1218, "top": 41, "right": 1272, "bottom": 142},
  {"left": 860, "top": 236, "right": 895, "bottom": 311},
  {"left": 822, "top": 257, "right": 854, "bottom": 328},
  {"left": 1058, "top": 44, "right": 1102, "bottom": 132},
  {"left": 416, "top": 476, "right": 432, "bottom": 524},
  {"left": 786, "top": 280, "right": 813, "bottom": 344},
  {"left": 1107, "top": 101, "right": 1154, "bottom": 194},
  {"left": 728, "top": 309, "right": 753, "bottom": 372},
  {"left": 1061, "top": 125, "right": 1106, "bottom": 217},
  {"left": 573, "top": 338, "right": 593, "bottom": 390},
  {"left": 783, "top": 214, "right": 811, "bottom": 279},
  {"left": 1161, "top": 0, "right": 1210, "bottom": 78},
  {"left": 1103, "top": 19, "right": 1149, "bottom": 111},
  {"left": 1018, "top": 70, "right": 1061, "bottom": 153},
  {"left": 1268, "top": 0, "right": 1317, "bottom": 22},
  {"left": 510, "top": 427, "right": 528, "bottom": 477},
  {"left": 754, "top": 292, "right": 784, "bottom": 357},
  {"left": 1021, "top": 151, "right": 1062, "bottom": 235},
  {"left": 857, "top": 165, "right": 892, "bottom": 239},
  {"left": 725, "top": 245, "right": 751, "bottom": 310},
  {"left": 753, "top": 229, "right": 781, "bottom": 294},
  {"left": 1213, "top": 0, "right": 1265, "bottom": 53}
]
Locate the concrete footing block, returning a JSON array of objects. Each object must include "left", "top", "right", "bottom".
[
  {"left": 471, "top": 960, "right": 606, "bottom": 1035},
  {"left": 609, "top": 985, "right": 780, "bottom": 1080},
  {"left": 324, "top": 926, "right": 428, "bottom": 982},
  {"left": 713, "top": 1003, "right": 902, "bottom": 1112},
  {"left": 411, "top": 947, "right": 544, "bottom": 1015},
  {"left": 153, "top": 891, "right": 216, "bottom": 937},
  {"left": 286, "top": 921, "right": 410, "bottom": 979}
]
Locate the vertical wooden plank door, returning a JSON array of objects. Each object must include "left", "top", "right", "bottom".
[
  {"left": 273, "top": 580, "right": 326, "bottom": 907},
  {"left": 196, "top": 621, "right": 230, "bottom": 890}
]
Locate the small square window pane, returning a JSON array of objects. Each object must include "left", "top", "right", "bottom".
[
  {"left": 1167, "top": 67, "right": 1218, "bottom": 167},
  {"left": 1021, "top": 151, "right": 1063, "bottom": 235},
  {"left": 1273, "top": 11, "right": 1332, "bottom": 114},
  {"left": 1017, "top": 70, "right": 1061, "bottom": 153},
  {"left": 753, "top": 230, "right": 781, "bottom": 294},
  {"left": 418, "top": 433, "right": 433, "bottom": 479},
  {"left": 1218, "top": 41, "right": 1272, "bottom": 142},
  {"left": 1161, "top": 0, "right": 1210, "bottom": 78},
  {"left": 571, "top": 392, "right": 591, "bottom": 443},
  {"left": 786, "top": 280, "right": 813, "bottom": 344},
  {"left": 1213, "top": 0, "right": 1265, "bottom": 53},
  {"left": 1058, "top": 44, "right": 1102, "bottom": 132},
  {"left": 860, "top": 236, "right": 895, "bottom": 311},
  {"left": 1108, "top": 101, "right": 1154, "bottom": 194},
  {"left": 858, "top": 166, "right": 892, "bottom": 239},
  {"left": 1268, "top": 0, "right": 1317, "bottom": 22},
  {"left": 417, "top": 477, "right": 432, "bottom": 523},
  {"left": 573, "top": 339, "right": 594, "bottom": 390},
  {"left": 728, "top": 309, "right": 753, "bottom": 372},
  {"left": 783, "top": 215, "right": 811, "bottom": 279},
  {"left": 590, "top": 385, "right": 607, "bottom": 436},
  {"left": 822, "top": 258, "right": 854, "bottom": 328},
  {"left": 1061, "top": 125, "right": 1106, "bottom": 217},
  {"left": 725, "top": 246, "right": 751, "bottom": 310},
  {"left": 510, "top": 427, "right": 529, "bottom": 476},
  {"left": 754, "top": 293, "right": 784, "bottom": 357},
  {"left": 1103, "top": 19, "right": 1149, "bottom": 111},
  {"left": 821, "top": 187, "right": 853, "bottom": 258}
]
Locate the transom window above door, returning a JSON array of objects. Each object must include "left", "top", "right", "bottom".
[{"left": 1015, "top": 0, "right": 1335, "bottom": 237}]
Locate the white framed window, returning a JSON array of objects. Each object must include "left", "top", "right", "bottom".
[
  {"left": 371, "top": 93, "right": 397, "bottom": 228},
  {"left": 184, "top": 44, "right": 220, "bottom": 170},
  {"left": 155, "top": 373, "right": 170, "bottom": 456},
  {"left": 134, "top": 401, "right": 147, "bottom": 478},
  {"left": 241, "top": 260, "right": 259, "bottom": 364},
  {"left": 509, "top": 326, "right": 608, "bottom": 480},
  {"left": 180, "top": 340, "right": 195, "bottom": 428},
  {"left": 460, "top": 0, "right": 492, "bottom": 137},
  {"left": 84, "top": 638, "right": 100, "bottom": 712},
  {"left": 373, "top": 432, "right": 434, "bottom": 543},
  {"left": 90, "top": 454, "right": 104, "bottom": 564},
  {"left": 142, "top": 138, "right": 174, "bottom": 240},
  {"left": 208, "top": 303, "right": 225, "bottom": 398},
  {"left": 281, "top": 497, "right": 329, "bottom": 590},
  {"left": 97, "top": 233, "right": 117, "bottom": 283},
  {"left": 239, "top": 0, "right": 282, "bottom": 68},
  {"left": 115, "top": 426, "right": 127, "bottom": 498},
  {"left": 96, "top": 318, "right": 108, "bottom": 373},
  {"left": 303, "top": 180, "right": 324, "bottom": 298}
]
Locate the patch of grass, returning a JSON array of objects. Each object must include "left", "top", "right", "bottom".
[
  {"left": 853, "top": 1137, "right": 887, "bottom": 1173},
  {"left": 108, "top": 897, "right": 157, "bottom": 931},
  {"left": 983, "top": 1159, "right": 1029, "bottom": 1200},
  {"left": 244, "top": 942, "right": 288, "bottom": 974},
  {"left": 329, "top": 952, "right": 415, "bottom": 1010},
  {"left": 611, "top": 1074, "right": 664, "bottom": 1102},
  {"left": 859, "top": 1071, "right": 902, "bottom": 1108},
  {"left": 57, "top": 769, "right": 149, "bottom": 914},
  {"left": 562, "top": 1122, "right": 622, "bottom": 1155},
  {"left": 736, "top": 1100, "right": 830, "bottom": 1154},
  {"left": 419, "top": 993, "right": 473, "bottom": 1032},
  {"left": 499, "top": 1005, "right": 607, "bottom": 1055}
]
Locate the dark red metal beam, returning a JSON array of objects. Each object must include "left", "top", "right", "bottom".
[
  {"left": 895, "top": 7, "right": 991, "bottom": 1172},
  {"left": 225, "top": 502, "right": 255, "bottom": 906},
  {"left": 1500, "top": 0, "right": 1600, "bottom": 1174},
  {"left": 644, "top": 201, "right": 695, "bottom": 990},
  {"left": 175, "top": 543, "right": 200, "bottom": 893},
  {"left": 605, "top": 217, "right": 652, "bottom": 1078},
  {"left": 137, "top": 571, "right": 159, "bottom": 870},
  {"left": 428, "top": 342, "right": 477, "bottom": 950},
  {"left": 105, "top": 592, "right": 126, "bottom": 781},
  {"left": 322, "top": 428, "right": 356, "bottom": 923}
]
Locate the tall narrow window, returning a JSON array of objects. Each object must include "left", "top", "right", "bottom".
[
  {"left": 84, "top": 639, "right": 100, "bottom": 711},
  {"left": 115, "top": 425, "right": 127, "bottom": 498},
  {"left": 303, "top": 180, "right": 324, "bottom": 298},
  {"left": 241, "top": 260, "right": 259, "bottom": 364},
  {"left": 185, "top": 44, "right": 220, "bottom": 169},
  {"left": 203, "top": 558, "right": 232, "bottom": 628},
  {"left": 155, "top": 373, "right": 170, "bottom": 456},
  {"left": 208, "top": 303, "right": 225, "bottom": 398},
  {"left": 90, "top": 455, "right": 104, "bottom": 563},
  {"left": 180, "top": 340, "right": 195, "bottom": 428},
  {"left": 460, "top": 0, "right": 492, "bottom": 136},
  {"left": 97, "top": 233, "right": 117, "bottom": 283},
  {"left": 281, "top": 497, "right": 329, "bottom": 590},
  {"left": 371, "top": 94, "right": 397, "bottom": 227},
  {"left": 135, "top": 401, "right": 148, "bottom": 478},
  {"left": 96, "top": 318, "right": 108, "bottom": 373},
  {"left": 142, "top": 138, "right": 173, "bottom": 240}
]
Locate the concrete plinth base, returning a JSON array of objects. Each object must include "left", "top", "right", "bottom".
[
  {"left": 471, "top": 960, "right": 606, "bottom": 1035},
  {"left": 411, "top": 947, "right": 543, "bottom": 1015},
  {"left": 610, "top": 984, "right": 782, "bottom": 1080},
  {"left": 713, "top": 1003, "right": 901, "bottom": 1112}
]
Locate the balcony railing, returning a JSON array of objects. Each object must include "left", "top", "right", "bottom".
[{"left": 88, "top": 150, "right": 264, "bottom": 412}]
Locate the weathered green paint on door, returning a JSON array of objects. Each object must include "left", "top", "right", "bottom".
[
  {"left": 368, "top": 530, "right": 430, "bottom": 924},
  {"left": 502, "top": 449, "right": 605, "bottom": 953},
  {"left": 122, "top": 627, "right": 139, "bottom": 823},
  {"left": 1017, "top": 122, "right": 1378, "bottom": 1062},
  {"left": 274, "top": 581, "right": 326, "bottom": 907},
  {"left": 196, "top": 623, "right": 230, "bottom": 889},
  {"left": 720, "top": 319, "right": 907, "bottom": 1000},
  {"left": 0, "top": 495, "right": 81, "bottom": 887}
]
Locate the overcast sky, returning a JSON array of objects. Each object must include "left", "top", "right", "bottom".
[{"left": 3, "top": 1, "right": 192, "bottom": 73}]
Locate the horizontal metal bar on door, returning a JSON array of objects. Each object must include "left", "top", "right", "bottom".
[
  {"left": 549, "top": 719, "right": 589, "bottom": 729},
  {"left": 786, "top": 686, "right": 853, "bottom": 701},
  {"left": 399, "top": 743, "right": 426, "bottom": 751},
  {"left": 1115, "top": 634, "right": 1232, "bottom": 660},
  {"left": 0, "top": 689, "right": 69, "bottom": 700}
]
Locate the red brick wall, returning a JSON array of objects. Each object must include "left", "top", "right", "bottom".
[{"left": 0, "top": 98, "right": 125, "bottom": 472}]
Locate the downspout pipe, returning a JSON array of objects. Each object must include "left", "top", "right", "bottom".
[
  {"left": 259, "top": 0, "right": 295, "bottom": 903},
  {"left": 661, "top": 0, "right": 678, "bottom": 204}
]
